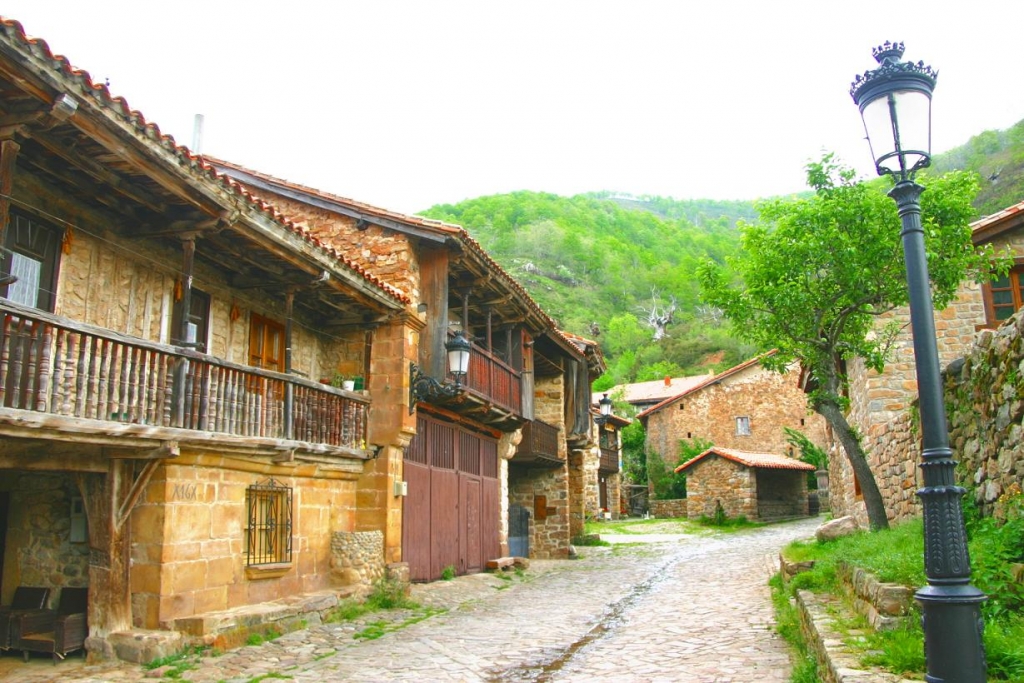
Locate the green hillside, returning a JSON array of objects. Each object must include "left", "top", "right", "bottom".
[{"left": 420, "top": 117, "right": 1024, "bottom": 387}]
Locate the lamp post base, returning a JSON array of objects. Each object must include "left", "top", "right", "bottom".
[{"left": 917, "top": 584, "right": 987, "bottom": 683}]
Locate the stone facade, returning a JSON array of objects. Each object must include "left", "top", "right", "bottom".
[
  {"left": 242, "top": 191, "right": 421, "bottom": 305},
  {"left": 330, "top": 530, "right": 385, "bottom": 589},
  {"left": 686, "top": 456, "right": 756, "bottom": 520},
  {"left": 0, "top": 473, "right": 89, "bottom": 606},
  {"left": 649, "top": 498, "right": 687, "bottom": 518},
  {"left": 130, "top": 456, "right": 361, "bottom": 630},
  {"left": 508, "top": 466, "right": 570, "bottom": 559},
  {"left": 642, "top": 361, "right": 826, "bottom": 482}
]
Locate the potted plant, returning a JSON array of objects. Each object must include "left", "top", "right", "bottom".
[{"left": 330, "top": 373, "right": 356, "bottom": 392}]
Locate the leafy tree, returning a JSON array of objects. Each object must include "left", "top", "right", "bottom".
[
  {"left": 698, "top": 154, "right": 1000, "bottom": 531},
  {"left": 619, "top": 420, "right": 647, "bottom": 486}
]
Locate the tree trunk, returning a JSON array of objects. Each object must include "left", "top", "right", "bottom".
[{"left": 815, "top": 399, "right": 890, "bottom": 531}]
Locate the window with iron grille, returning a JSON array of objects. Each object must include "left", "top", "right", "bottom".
[{"left": 245, "top": 478, "right": 293, "bottom": 566}]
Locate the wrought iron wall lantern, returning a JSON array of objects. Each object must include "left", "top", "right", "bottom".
[
  {"left": 850, "top": 41, "right": 986, "bottom": 682},
  {"left": 409, "top": 330, "right": 472, "bottom": 414},
  {"left": 594, "top": 393, "right": 613, "bottom": 426}
]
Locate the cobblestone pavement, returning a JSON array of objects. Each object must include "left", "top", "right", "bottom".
[{"left": 1, "top": 517, "right": 819, "bottom": 683}]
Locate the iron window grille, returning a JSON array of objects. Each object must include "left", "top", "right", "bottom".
[{"left": 245, "top": 478, "right": 293, "bottom": 566}]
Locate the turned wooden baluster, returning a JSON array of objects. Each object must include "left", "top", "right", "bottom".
[{"left": 35, "top": 324, "right": 53, "bottom": 413}]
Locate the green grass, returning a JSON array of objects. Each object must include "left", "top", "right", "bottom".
[
  {"left": 144, "top": 645, "right": 211, "bottom": 678},
  {"left": 571, "top": 534, "right": 610, "bottom": 547},
  {"left": 440, "top": 565, "right": 456, "bottom": 581},
  {"left": 245, "top": 674, "right": 292, "bottom": 683},
  {"left": 777, "top": 500, "right": 1024, "bottom": 681},
  {"left": 583, "top": 516, "right": 700, "bottom": 535},
  {"left": 767, "top": 573, "right": 819, "bottom": 682}
]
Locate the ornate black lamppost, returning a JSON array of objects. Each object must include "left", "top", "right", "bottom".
[
  {"left": 409, "top": 330, "right": 472, "bottom": 413},
  {"left": 851, "top": 42, "right": 986, "bottom": 682}
]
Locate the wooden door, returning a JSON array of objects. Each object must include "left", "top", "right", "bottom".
[{"left": 402, "top": 415, "right": 501, "bottom": 581}]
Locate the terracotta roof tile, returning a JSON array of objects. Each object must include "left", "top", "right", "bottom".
[
  {"left": 202, "top": 157, "right": 585, "bottom": 359},
  {"left": 0, "top": 17, "right": 408, "bottom": 306},
  {"left": 972, "top": 199, "right": 1024, "bottom": 245},
  {"left": 675, "top": 447, "right": 814, "bottom": 473}
]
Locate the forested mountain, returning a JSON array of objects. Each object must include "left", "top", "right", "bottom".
[{"left": 420, "top": 116, "right": 1024, "bottom": 388}]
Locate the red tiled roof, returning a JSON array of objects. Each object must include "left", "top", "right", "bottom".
[
  {"left": 972, "top": 200, "right": 1024, "bottom": 246},
  {"left": 203, "top": 157, "right": 586, "bottom": 359},
  {"left": 600, "top": 374, "right": 713, "bottom": 408},
  {"left": 636, "top": 352, "right": 778, "bottom": 420},
  {"left": 0, "top": 17, "right": 408, "bottom": 306},
  {"left": 675, "top": 447, "right": 815, "bottom": 473}
]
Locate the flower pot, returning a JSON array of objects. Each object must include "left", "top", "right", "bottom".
[{"left": 342, "top": 380, "right": 355, "bottom": 391}]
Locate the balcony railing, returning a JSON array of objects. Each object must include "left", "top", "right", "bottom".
[
  {"left": 0, "top": 300, "right": 367, "bottom": 450},
  {"left": 462, "top": 342, "right": 522, "bottom": 415},
  {"left": 514, "top": 419, "right": 560, "bottom": 464},
  {"left": 599, "top": 446, "right": 619, "bottom": 473}
]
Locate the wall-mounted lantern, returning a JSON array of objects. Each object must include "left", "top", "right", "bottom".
[
  {"left": 409, "top": 330, "right": 472, "bottom": 414},
  {"left": 595, "top": 393, "right": 613, "bottom": 426}
]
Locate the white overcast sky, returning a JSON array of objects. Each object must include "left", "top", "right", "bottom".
[{"left": 3, "top": 1, "right": 1023, "bottom": 214}]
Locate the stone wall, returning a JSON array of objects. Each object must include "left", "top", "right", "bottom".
[
  {"left": 130, "top": 456, "right": 359, "bottom": 629},
  {"left": 0, "top": 473, "right": 89, "bottom": 606},
  {"left": 945, "top": 316, "right": 1024, "bottom": 516},
  {"left": 837, "top": 279, "right": 989, "bottom": 523},
  {"left": 508, "top": 465, "right": 570, "bottom": 559},
  {"left": 649, "top": 498, "right": 687, "bottom": 518},
  {"left": 243, "top": 191, "right": 421, "bottom": 305},
  {"left": 839, "top": 300, "right": 1024, "bottom": 526},
  {"left": 330, "top": 530, "right": 384, "bottom": 588},
  {"left": 644, "top": 364, "right": 825, "bottom": 473},
  {"left": 685, "top": 456, "right": 756, "bottom": 520}
]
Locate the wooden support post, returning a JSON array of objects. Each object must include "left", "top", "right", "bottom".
[
  {"left": 171, "top": 238, "right": 196, "bottom": 427},
  {"left": 0, "top": 139, "right": 20, "bottom": 244},
  {"left": 75, "top": 462, "right": 132, "bottom": 648},
  {"left": 284, "top": 288, "right": 294, "bottom": 439}
]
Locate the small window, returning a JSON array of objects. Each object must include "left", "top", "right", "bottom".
[
  {"left": 245, "top": 478, "right": 293, "bottom": 566},
  {"left": 248, "top": 313, "right": 286, "bottom": 372},
  {"left": 1, "top": 211, "right": 62, "bottom": 312},
  {"left": 735, "top": 416, "right": 751, "bottom": 436},
  {"left": 984, "top": 265, "right": 1024, "bottom": 327},
  {"left": 171, "top": 288, "right": 211, "bottom": 351}
]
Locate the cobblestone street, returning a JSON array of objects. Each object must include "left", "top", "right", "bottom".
[{"left": 1, "top": 517, "right": 819, "bottom": 683}]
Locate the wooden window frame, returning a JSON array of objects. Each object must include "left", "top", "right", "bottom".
[
  {"left": 248, "top": 313, "right": 286, "bottom": 372},
  {"left": 982, "top": 261, "right": 1024, "bottom": 328},
  {"left": 1, "top": 210, "right": 63, "bottom": 312},
  {"left": 735, "top": 416, "right": 751, "bottom": 436}
]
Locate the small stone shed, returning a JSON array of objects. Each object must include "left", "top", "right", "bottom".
[{"left": 676, "top": 447, "right": 815, "bottom": 521}]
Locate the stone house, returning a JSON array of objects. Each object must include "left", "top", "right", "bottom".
[
  {"left": 205, "top": 161, "right": 605, "bottom": 571},
  {"left": 675, "top": 447, "right": 815, "bottom": 521},
  {"left": 0, "top": 19, "right": 418, "bottom": 661},
  {"left": 638, "top": 353, "right": 827, "bottom": 474},
  {"left": 831, "top": 198, "right": 1024, "bottom": 525}
]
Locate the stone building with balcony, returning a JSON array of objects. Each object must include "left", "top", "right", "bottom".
[
  {"left": 0, "top": 19, "right": 418, "bottom": 660},
  {"left": 205, "top": 159, "right": 605, "bottom": 574}
]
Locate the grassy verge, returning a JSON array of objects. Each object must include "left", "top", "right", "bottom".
[{"left": 776, "top": 492, "right": 1024, "bottom": 681}]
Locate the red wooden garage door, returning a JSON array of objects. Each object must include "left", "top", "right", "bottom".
[{"left": 403, "top": 415, "right": 500, "bottom": 581}]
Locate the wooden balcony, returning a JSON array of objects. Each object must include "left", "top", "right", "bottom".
[
  {"left": 599, "top": 446, "right": 619, "bottom": 473},
  {"left": 464, "top": 342, "right": 522, "bottom": 415},
  {"left": 0, "top": 300, "right": 369, "bottom": 460},
  {"left": 511, "top": 419, "right": 562, "bottom": 468}
]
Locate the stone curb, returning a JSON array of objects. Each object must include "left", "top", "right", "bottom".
[{"left": 795, "top": 589, "right": 915, "bottom": 683}]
